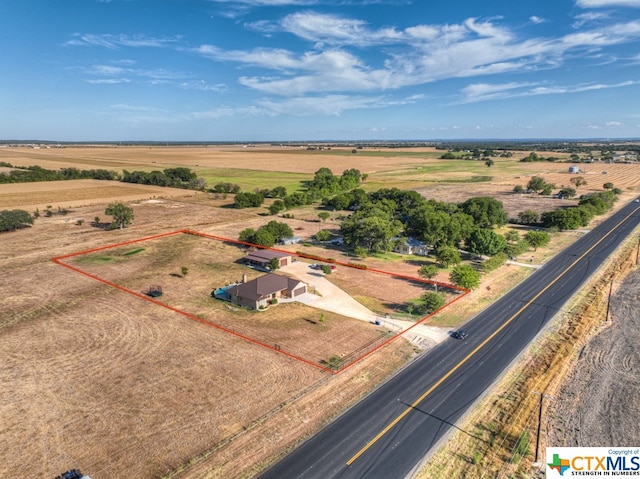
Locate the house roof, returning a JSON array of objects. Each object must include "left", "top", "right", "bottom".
[
  {"left": 243, "top": 249, "right": 291, "bottom": 264},
  {"left": 227, "top": 273, "right": 303, "bottom": 302}
]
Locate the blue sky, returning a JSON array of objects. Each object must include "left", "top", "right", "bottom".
[{"left": 1, "top": 0, "right": 640, "bottom": 141}]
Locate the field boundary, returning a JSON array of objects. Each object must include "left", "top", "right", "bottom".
[{"left": 52, "top": 229, "right": 469, "bottom": 373}]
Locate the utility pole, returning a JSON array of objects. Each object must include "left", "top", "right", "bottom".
[
  {"left": 532, "top": 390, "right": 555, "bottom": 465},
  {"left": 605, "top": 279, "right": 614, "bottom": 322}
]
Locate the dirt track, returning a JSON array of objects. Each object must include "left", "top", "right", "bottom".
[{"left": 546, "top": 267, "right": 640, "bottom": 447}]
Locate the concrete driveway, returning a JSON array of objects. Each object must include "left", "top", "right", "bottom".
[
  {"left": 281, "top": 261, "right": 450, "bottom": 346},
  {"left": 282, "top": 261, "right": 379, "bottom": 322}
]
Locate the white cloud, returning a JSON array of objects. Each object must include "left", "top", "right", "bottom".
[
  {"left": 530, "top": 16, "right": 546, "bottom": 24},
  {"left": 179, "top": 80, "right": 228, "bottom": 92},
  {"left": 256, "top": 94, "right": 384, "bottom": 116},
  {"left": 198, "top": 12, "right": 640, "bottom": 98},
  {"left": 87, "top": 78, "right": 130, "bottom": 84},
  {"left": 65, "top": 33, "right": 181, "bottom": 49},
  {"left": 460, "top": 82, "right": 535, "bottom": 102},
  {"left": 459, "top": 80, "right": 639, "bottom": 103},
  {"left": 192, "top": 107, "right": 252, "bottom": 119},
  {"left": 80, "top": 64, "right": 189, "bottom": 85},
  {"left": 576, "top": 0, "right": 640, "bottom": 7},
  {"left": 110, "top": 104, "right": 165, "bottom": 113}
]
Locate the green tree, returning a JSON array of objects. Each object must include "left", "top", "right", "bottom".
[
  {"left": 181, "top": 266, "right": 189, "bottom": 276},
  {"left": 105, "top": 203, "right": 134, "bottom": 229},
  {"left": 460, "top": 197, "right": 508, "bottom": 228},
  {"left": 466, "top": 228, "right": 508, "bottom": 256},
  {"left": 283, "top": 191, "right": 313, "bottom": 209},
  {"left": 524, "top": 230, "right": 550, "bottom": 251},
  {"left": 340, "top": 208, "right": 402, "bottom": 252},
  {"left": 315, "top": 229, "right": 332, "bottom": 242},
  {"left": 435, "top": 245, "right": 461, "bottom": 268},
  {"left": 570, "top": 176, "right": 587, "bottom": 187},
  {"left": 526, "top": 176, "right": 547, "bottom": 194},
  {"left": 418, "top": 264, "right": 439, "bottom": 281},
  {"left": 450, "top": 264, "right": 480, "bottom": 289},
  {"left": 268, "top": 200, "right": 286, "bottom": 215},
  {"left": 484, "top": 158, "right": 494, "bottom": 167},
  {"left": 558, "top": 187, "right": 576, "bottom": 199},
  {"left": 252, "top": 228, "right": 276, "bottom": 247},
  {"left": 263, "top": 220, "right": 293, "bottom": 242},
  {"left": 513, "top": 185, "right": 525, "bottom": 194},
  {"left": 517, "top": 210, "right": 539, "bottom": 225},
  {"left": 0, "top": 209, "right": 35, "bottom": 232},
  {"left": 416, "top": 291, "right": 445, "bottom": 315},
  {"left": 318, "top": 211, "right": 331, "bottom": 222},
  {"left": 541, "top": 208, "right": 585, "bottom": 230},
  {"left": 268, "top": 257, "right": 280, "bottom": 271},
  {"left": 234, "top": 191, "right": 264, "bottom": 208},
  {"left": 603, "top": 182, "right": 614, "bottom": 190},
  {"left": 418, "top": 264, "right": 439, "bottom": 292},
  {"left": 238, "top": 228, "right": 256, "bottom": 243},
  {"left": 504, "top": 230, "right": 520, "bottom": 243},
  {"left": 321, "top": 264, "right": 332, "bottom": 274},
  {"left": 506, "top": 239, "right": 531, "bottom": 258},
  {"left": 541, "top": 183, "right": 555, "bottom": 195}
]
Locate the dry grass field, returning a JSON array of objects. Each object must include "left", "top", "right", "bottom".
[
  {"left": 3, "top": 144, "right": 638, "bottom": 217},
  {"left": 60, "top": 231, "right": 406, "bottom": 369},
  {"left": 0, "top": 194, "right": 419, "bottom": 479},
  {"left": 1, "top": 145, "right": 639, "bottom": 479}
]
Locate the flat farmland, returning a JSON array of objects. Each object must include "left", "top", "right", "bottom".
[
  {"left": 0, "top": 179, "right": 198, "bottom": 211},
  {"left": 60, "top": 231, "right": 400, "bottom": 369},
  {"left": 2, "top": 144, "right": 639, "bottom": 479},
  {"left": 2, "top": 146, "right": 638, "bottom": 213},
  {"left": 0, "top": 199, "right": 417, "bottom": 479}
]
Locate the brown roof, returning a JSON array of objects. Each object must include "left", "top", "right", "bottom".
[
  {"left": 243, "top": 249, "right": 291, "bottom": 264},
  {"left": 227, "top": 273, "right": 303, "bottom": 302}
]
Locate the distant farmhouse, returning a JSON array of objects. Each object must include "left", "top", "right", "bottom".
[
  {"left": 394, "top": 237, "right": 429, "bottom": 256},
  {"left": 224, "top": 273, "right": 307, "bottom": 310},
  {"left": 242, "top": 249, "right": 292, "bottom": 269}
]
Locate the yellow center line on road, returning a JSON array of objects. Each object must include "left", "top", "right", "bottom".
[{"left": 346, "top": 207, "right": 638, "bottom": 467}]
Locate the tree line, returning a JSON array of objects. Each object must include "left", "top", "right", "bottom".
[{"left": 0, "top": 164, "right": 119, "bottom": 183}]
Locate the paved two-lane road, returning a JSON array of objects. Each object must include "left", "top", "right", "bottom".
[{"left": 259, "top": 199, "right": 640, "bottom": 479}]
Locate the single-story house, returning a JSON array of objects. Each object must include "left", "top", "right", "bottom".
[
  {"left": 394, "top": 237, "right": 429, "bottom": 256},
  {"left": 225, "top": 273, "right": 307, "bottom": 310},
  {"left": 242, "top": 249, "right": 292, "bottom": 269}
]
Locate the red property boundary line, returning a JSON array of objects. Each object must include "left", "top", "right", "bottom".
[{"left": 52, "top": 229, "right": 469, "bottom": 374}]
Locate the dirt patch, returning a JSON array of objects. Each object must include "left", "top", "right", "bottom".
[{"left": 545, "top": 267, "right": 640, "bottom": 448}]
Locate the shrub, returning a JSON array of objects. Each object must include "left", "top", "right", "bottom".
[
  {"left": 481, "top": 252, "right": 508, "bottom": 273},
  {"left": 315, "top": 229, "right": 332, "bottom": 242},
  {"left": 347, "top": 262, "right": 368, "bottom": 269}
]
